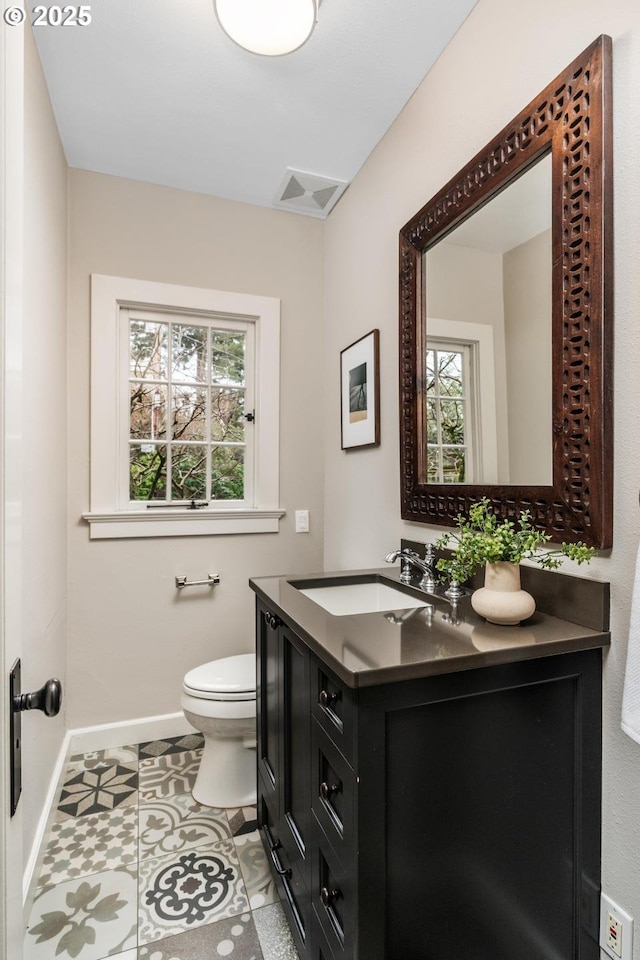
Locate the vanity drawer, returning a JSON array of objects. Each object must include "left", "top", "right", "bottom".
[
  {"left": 311, "top": 720, "right": 356, "bottom": 866},
  {"left": 311, "top": 835, "right": 355, "bottom": 958},
  {"left": 311, "top": 659, "right": 356, "bottom": 764}
]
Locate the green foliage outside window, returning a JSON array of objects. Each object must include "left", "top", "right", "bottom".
[{"left": 129, "top": 320, "right": 247, "bottom": 503}]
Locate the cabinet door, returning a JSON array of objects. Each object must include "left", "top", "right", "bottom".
[
  {"left": 256, "top": 602, "right": 281, "bottom": 810},
  {"left": 280, "top": 624, "right": 311, "bottom": 879},
  {"left": 256, "top": 604, "right": 313, "bottom": 955},
  {"left": 259, "top": 794, "right": 309, "bottom": 958}
]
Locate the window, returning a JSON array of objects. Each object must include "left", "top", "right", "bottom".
[
  {"left": 85, "top": 275, "right": 283, "bottom": 539},
  {"left": 426, "top": 340, "right": 474, "bottom": 483},
  {"left": 126, "top": 310, "right": 252, "bottom": 506},
  {"left": 425, "top": 317, "right": 500, "bottom": 485}
]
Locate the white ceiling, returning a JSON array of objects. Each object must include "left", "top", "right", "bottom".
[{"left": 34, "top": 0, "right": 478, "bottom": 216}]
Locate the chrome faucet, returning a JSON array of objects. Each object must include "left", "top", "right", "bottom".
[{"left": 384, "top": 544, "right": 437, "bottom": 592}]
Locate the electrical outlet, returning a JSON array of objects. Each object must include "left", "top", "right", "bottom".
[
  {"left": 607, "top": 913, "right": 623, "bottom": 957},
  {"left": 601, "top": 894, "right": 634, "bottom": 960}
]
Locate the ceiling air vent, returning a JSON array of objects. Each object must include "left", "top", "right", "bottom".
[{"left": 274, "top": 168, "right": 348, "bottom": 219}]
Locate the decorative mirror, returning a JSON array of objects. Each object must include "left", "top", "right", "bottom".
[{"left": 399, "top": 36, "right": 613, "bottom": 548}]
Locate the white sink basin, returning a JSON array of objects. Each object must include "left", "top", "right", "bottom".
[{"left": 297, "top": 581, "right": 428, "bottom": 617}]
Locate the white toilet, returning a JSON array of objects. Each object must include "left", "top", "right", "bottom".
[{"left": 181, "top": 653, "right": 257, "bottom": 808}]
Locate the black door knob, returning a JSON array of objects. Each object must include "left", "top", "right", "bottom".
[{"left": 15, "top": 678, "right": 62, "bottom": 717}]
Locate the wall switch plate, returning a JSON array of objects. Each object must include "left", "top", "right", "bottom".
[
  {"left": 295, "top": 510, "right": 310, "bottom": 533},
  {"left": 601, "top": 893, "right": 634, "bottom": 959}
]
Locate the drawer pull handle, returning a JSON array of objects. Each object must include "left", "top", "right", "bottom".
[
  {"left": 265, "top": 612, "right": 282, "bottom": 630},
  {"left": 320, "top": 886, "right": 340, "bottom": 908},
  {"left": 319, "top": 689, "right": 338, "bottom": 709},
  {"left": 268, "top": 840, "right": 291, "bottom": 878},
  {"left": 320, "top": 781, "right": 340, "bottom": 802}
]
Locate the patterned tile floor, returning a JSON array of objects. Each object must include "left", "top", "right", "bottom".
[{"left": 25, "top": 734, "right": 300, "bottom": 960}]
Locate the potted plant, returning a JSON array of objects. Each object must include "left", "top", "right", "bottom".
[{"left": 434, "top": 498, "right": 595, "bottom": 625}]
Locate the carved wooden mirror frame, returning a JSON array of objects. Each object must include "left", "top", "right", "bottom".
[{"left": 399, "top": 36, "right": 613, "bottom": 548}]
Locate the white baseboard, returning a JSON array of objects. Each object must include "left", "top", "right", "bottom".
[
  {"left": 23, "top": 711, "right": 192, "bottom": 913},
  {"left": 68, "top": 711, "right": 192, "bottom": 755}
]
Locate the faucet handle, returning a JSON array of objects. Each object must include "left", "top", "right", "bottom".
[
  {"left": 398, "top": 550, "right": 417, "bottom": 584},
  {"left": 386, "top": 546, "right": 437, "bottom": 588}
]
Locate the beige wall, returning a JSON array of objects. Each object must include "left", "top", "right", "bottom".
[
  {"left": 323, "top": 0, "right": 640, "bottom": 946},
  {"left": 21, "top": 23, "right": 68, "bottom": 861},
  {"left": 503, "top": 228, "right": 552, "bottom": 484},
  {"left": 67, "top": 170, "right": 324, "bottom": 727}
]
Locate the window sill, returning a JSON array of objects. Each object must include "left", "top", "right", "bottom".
[{"left": 83, "top": 508, "right": 286, "bottom": 540}]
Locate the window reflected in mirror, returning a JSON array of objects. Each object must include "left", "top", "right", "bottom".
[
  {"left": 423, "top": 154, "right": 552, "bottom": 485},
  {"left": 426, "top": 342, "right": 472, "bottom": 483}
]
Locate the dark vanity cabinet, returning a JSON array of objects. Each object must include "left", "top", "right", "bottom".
[
  {"left": 254, "top": 584, "right": 606, "bottom": 960},
  {"left": 256, "top": 603, "right": 312, "bottom": 955},
  {"left": 257, "top": 598, "right": 364, "bottom": 959}
]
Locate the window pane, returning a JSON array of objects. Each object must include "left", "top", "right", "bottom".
[
  {"left": 211, "top": 331, "right": 246, "bottom": 387},
  {"left": 211, "top": 388, "right": 245, "bottom": 442},
  {"left": 130, "top": 321, "right": 167, "bottom": 379},
  {"left": 130, "top": 384, "right": 167, "bottom": 440},
  {"left": 211, "top": 446, "right": 244, "bottom": 500},
  {"left": 426, "top": 445, "right": 440, "bottom": 482},
  {"left": 171, "top": 445, "right": 207, "bottom": 500},
  {"left": 172, "top": 325, "right": 208, "bottom": 383},
  {"left": 172, "top": 385, "right": 207, "bottom": 442},
  {"left": 438, "top": 352, "right": 464, "bottom": 397},
  {"left": 440, "top": 400, "right": 465, "bottom": 445},
  {"left": 442, "top": 448, "right": 466, "bottom": 483},
  {"left": 130, "top": 444, "right": 167, "bottom": 500}
]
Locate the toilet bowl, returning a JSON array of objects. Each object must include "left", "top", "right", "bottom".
[{"left": 181, "top": 653, "right": 257, "bottom": 808}]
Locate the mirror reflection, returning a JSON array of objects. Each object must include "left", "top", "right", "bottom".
[{"left": 424, "top": 154, "right": 552, "bottom": 485}]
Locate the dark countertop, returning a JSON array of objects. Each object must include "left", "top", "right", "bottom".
[{"left": 249, "top": 568, "right": 610, "bottom": 689}]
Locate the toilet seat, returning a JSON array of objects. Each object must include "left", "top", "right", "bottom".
[{"left": 183, "top": 653, "right": 256, "bottom": 701}]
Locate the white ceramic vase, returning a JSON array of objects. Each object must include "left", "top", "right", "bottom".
[{"left": 470, "top": 561, "right": 536, "bottom": 625}]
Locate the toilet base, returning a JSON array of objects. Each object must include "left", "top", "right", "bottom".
[{"left": 192, "top": 731, "right": 257, "bottom": 809}]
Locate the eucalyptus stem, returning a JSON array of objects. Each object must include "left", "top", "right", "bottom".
[{"left": 435, "top": 498, "right": 595, "bottom": 585}]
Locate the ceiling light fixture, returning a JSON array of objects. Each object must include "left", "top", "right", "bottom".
[{"left": 214, "top": 0, "right": 318, "bottom": 57}]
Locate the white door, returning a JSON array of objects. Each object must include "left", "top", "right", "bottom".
[{"left": 1, "top": 15, "right": 26, "bottom": 960}]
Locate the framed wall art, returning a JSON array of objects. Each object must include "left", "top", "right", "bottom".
[{"left": 340, "top": 329, "right": 380, "bottom": 450}]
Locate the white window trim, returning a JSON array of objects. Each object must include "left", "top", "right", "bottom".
[{"left": 84, "top": 274, "right": 284, "bottom": 539}]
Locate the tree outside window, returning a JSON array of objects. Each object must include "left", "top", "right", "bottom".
[
  {"left": 128, "top": 314, "right": 249, "bottom": 503},
  {"left": 426, "top": 342, "right": 472, "bottom": 483}
]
